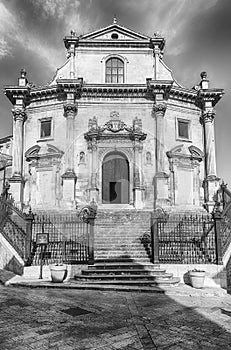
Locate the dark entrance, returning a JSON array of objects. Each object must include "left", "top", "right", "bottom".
[{"left": 102, "top": 152, "right": 129, "bottom": 204}]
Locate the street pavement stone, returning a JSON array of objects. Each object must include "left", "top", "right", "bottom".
[{"left": 0, "top": 285, "right": 230, "bottom": 349}]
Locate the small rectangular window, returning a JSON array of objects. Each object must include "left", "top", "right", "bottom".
[
  {"left": 40, "top": 119, "right": 51, "bottom": 138},
  {"left": 178, "top": 120, "right": 189, "bottom": 139}
]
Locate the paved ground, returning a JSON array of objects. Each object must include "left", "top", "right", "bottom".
[{"left": 0, "top": 281, "right": 231, "bottom": 350}]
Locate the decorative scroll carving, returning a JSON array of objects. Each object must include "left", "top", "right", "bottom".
[
  {"left": 200, "top": 111, "right": 215, "bottom": 124},
  {"left": 84, "top": 113, "right": 147, "bottom": 144},
  {"left": 64, "top": 102, "right": 77, "bottom": 117},
  {"left": 12, "top": 108, "right": 27, "bottom": 122},
  {"left": 153, "top": 103, "right": 167, "bottom": 115}
]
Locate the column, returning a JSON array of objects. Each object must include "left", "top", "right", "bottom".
[
  {"left": 154, "top": 103, "right": 166, "bottom": 172},
  {"left": 62, "top": 102, "right": 77, "bottom": 207},
  {"left": 153, "top": 102, "right": 169, "bottom": 207},
  {"left": 201, "top": 111, "right": 216, "bottom": 177},
  {"left": 64, "top": 102, "right": 77, "bottom": 174},
  {"left": 88, "top": 138, "right": 99, "bottom": 203},
  {"left": 9, "top": 107, "right": 27, "bottom": 203},
  {"left": 201, "top": 110, "right": 219, "bottom": 211},
  {"left": 133, "top": 138, "right": 144, "bottom": 209}
]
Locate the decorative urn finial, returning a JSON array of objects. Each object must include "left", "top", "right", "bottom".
[
  {"left": 200, "top": 71, "right": 207, "bottom": 80},
  {"left": 113, "top": 15, "right": 117, "bottom": 24}
]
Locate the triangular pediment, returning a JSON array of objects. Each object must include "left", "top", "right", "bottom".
[{"left": 80, "top": 24, "right": 150, "bottom": 41}]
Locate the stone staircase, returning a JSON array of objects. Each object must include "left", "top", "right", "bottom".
[{"left": 75, "top": 209, "right": 180, "bottom": 289}]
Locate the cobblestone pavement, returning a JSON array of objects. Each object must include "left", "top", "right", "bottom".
[{"left": 0, "top": 285, "right": 231, "bottom": 350}]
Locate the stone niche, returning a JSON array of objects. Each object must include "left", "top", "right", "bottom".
[
  {"left": 167, "top": 144, "right": 204, "bottom": 206},
  {"left": 24, "top": 144, "right": 63, "bottom": 209}
]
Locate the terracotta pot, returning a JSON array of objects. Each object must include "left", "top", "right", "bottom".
[
  {"left": 189, "top": 270, "right": 205, "bottom": 289},
  {"left": 50, "top": 264, "right": 67, "bottom": 283}
]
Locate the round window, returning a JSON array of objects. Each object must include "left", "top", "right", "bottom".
[{"left": 111, "top": 33, "right": 118, "bottom": 39}]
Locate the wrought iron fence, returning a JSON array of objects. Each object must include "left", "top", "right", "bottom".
[
  {"left": 0, "top": 188, "right": 33, "bottom": 261},
  {"left": 32, "top": 212, "right": 94, "bottom": 265},
  {"left": 150, "top": 213, "right": 217, "bottom": 264}
]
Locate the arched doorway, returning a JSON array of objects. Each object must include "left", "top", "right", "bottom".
[{"left": 102, "top": 151, "right": 129, "bottom": 204}]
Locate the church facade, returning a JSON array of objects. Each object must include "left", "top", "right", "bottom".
[{"left": 2, "top": 19, "right": 224, "bottom": 212}]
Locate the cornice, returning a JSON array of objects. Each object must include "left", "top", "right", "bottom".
[
  {"left": 4, "top": 81, "right": 224, "bottom": 107},
  {"left": 4, "top": 86, "right": 30, "bottom": 105},
  {"left": 169, "top": 86, "right": 197, "bottom": 103},
  {"left": 78, "top": 40, "right": 151, "bottom": 49},
  {"left": 81, "top": 84, "right": 149, "bottom": 98},
  {"left": 196, "top": 88, "right": 224, "bottom": 108}
]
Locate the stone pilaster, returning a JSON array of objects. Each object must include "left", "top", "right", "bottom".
[
  {"left": 133, "top": 139, "right": 144, "bottom": 209},
  {"left": 62, "top": 102, "right": 77, "bottom": 207},
  {"left": 9, "top": 107, "right": 27, "bottom": 203},
  {"left": 88, "top": 138, "right": 99, "bottom": 203},
  {"left": 153, "top": 103, "right": 169, "bottom": 207}
]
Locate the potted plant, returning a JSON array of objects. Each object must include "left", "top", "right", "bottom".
[
  {"left": 50, "top": 263, "right": 67, "bottom": 283},
  {"left": 189, "top": 269, "right": 206, "bottom": 289}
]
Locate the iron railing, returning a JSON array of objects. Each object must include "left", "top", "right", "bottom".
[
  {"left": 31, "top": 207, "right": 96, "bottom": 265},
  {"left": 150, "top": 212, "right": 217, "bottom": 264},
  {"left": 0, "top": 185, "right": 33, "bottom": 262}
]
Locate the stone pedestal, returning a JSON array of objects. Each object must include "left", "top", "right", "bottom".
[
  {"left": 154, "top": 172, "right": 169, "bottom": 207},
  {"left": 88, "top": 188, "right": 99, "bottom": 204},
  {"left": 133, "top": 187, "right": 144, "bottom": 209},
  {"left": 203, "top": 175, "right": 220, "bottom": 213},
  {"left": 62, "top": 173, "right": 76, "bottom": 208},
  {"left": 8, "top": 176, "right": 23, "bottom": 203}
]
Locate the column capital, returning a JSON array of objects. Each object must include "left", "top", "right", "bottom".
[
  {"left": 153, "top": 103, "right": 167, "bottom": 115},
  {"left": 64, "top": 102, "right": 78, "bottom": 117},
  {"left": 12, "top": 107, "right": 27, "bottom": 122},
  {"left": 200, "top": 110, "right": 216, "bottom": 124}
]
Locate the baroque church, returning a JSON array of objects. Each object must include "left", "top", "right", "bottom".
[{"left": 0, "top": 18, "right": 224, "bottom": 213}]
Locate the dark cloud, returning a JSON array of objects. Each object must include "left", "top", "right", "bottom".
[{"left": 0, "top": 0, "right": 231, "bottom": 184}]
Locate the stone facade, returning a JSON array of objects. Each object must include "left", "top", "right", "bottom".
[{"left": 2, "top": 20, "right": 224, "bottom": 211}]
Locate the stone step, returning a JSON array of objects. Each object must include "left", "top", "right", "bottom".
[
  {"left": 95, "top": 248, "right": 147, "bottom": 252},
  {"left": 95, "top": 258, "right": 151, "bottom": 263},
  {"left": 75, "top": 273, "right": 173, "bottom": 280},
  {"left": 68, "top": 282, "right": 166, "bottom": 293},
  {"left": 74, "top": 277, "right": 180, "bottom": 286},
  {"left": 82, "top": 269, "right": 170, "bottom": 276},
  {"left": 88, "top": 262, "right": 161, "bottom": 270},
  {"left": 95, "top": 254, "right": 149, "bottom": 259}
]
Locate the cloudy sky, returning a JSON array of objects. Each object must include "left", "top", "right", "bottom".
[{"left": 0, "top": 0, "right": 231, "bottom": 184}]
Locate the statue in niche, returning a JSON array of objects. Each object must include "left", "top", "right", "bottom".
[
  {"left": 146, "top": 151, "right": 152, "bottom": 164},
  {"left": 29, "top": 165, "right": 37, "bottom": 205},
  {"left": 79, "top": 151, "right": 85, "bottom": 163}
]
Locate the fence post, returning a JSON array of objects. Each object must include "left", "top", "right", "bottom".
[
  {"left": 24, "top": 208, "right": 34, "bottom": 262},
  {"left": 88, "top": 200, "right": 97, "bottom": 265},
  {"left": 213, "top": 210, "right": 223, "bottom": 265},
  {"left": 151, "top": 212, "right": 159, "bottom": 264}
]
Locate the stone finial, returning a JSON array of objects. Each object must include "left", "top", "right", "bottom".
[
  {"left": 200, "top": 71, "right": 209, "bottom": 89},
  {"left": 113, "top": 15, "right": 117, "bottom": 24},
  {"left": 200, "top": 71, "right": 207, "bottom": 80},
  {"left": 154, "top": 31, "right": 161, "bottom": 38},
  {"left": 70, "top": 30, "right": 76, "bottom": 37},
  {"left": 18, "top": 68, "right": 28, "bottom": 87},
  {"left": 20, "top": 69, "right": 27, "bottom": 78}
]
